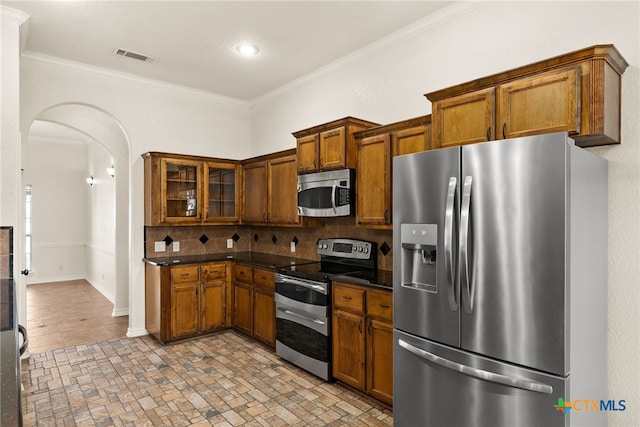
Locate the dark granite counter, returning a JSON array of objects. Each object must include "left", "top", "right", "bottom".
[
  {"left": 144, "top": 252, "right": 393, "bottom": 291},
  {"left": 143, "top": 252, "right": 317, "bottom": 269},
  {"left": 332, "top": 269, "right": 393, "bottom": 291}
]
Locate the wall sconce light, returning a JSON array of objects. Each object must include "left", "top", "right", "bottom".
[
  {"left": 86, "top": 175, "right": 95, "bottom": 186},
  {"left": 106, "top": 165, "right": 115, "bottom": 178}
]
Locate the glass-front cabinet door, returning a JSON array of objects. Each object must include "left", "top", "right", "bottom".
[
  {"left": 161, "top": 158, "right": 203, "bottom": 223},
  {"left": 204, "top": 162, "right": 240, "bottom": 223}
]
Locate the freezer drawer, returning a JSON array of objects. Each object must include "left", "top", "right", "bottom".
[{"left": 393, "top": 330, "right": 578, "bottom": 427}]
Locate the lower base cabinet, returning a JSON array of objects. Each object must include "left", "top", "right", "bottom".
[
  {"left": 145, "top": 261, "right": 230, "bottom": 343},
  {"left": 332, "top": 281, "right": 393, "bottom": 406},
  {"left": 232, "top": 263, "right": 276, "bottom": 348}
]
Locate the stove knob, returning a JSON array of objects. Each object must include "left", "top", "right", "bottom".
[
  {"left": 363, "top": 247, "right": 369, "bottom": 254},
  {"left": 322, "top": 243, "right": 328, "bottom": 250},
  {"left": 357, "top": 246, "right": 363, "bottom": 252}
]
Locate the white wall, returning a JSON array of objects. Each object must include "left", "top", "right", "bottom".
[
  {"left": 1, "top": 6, "right": 28, "bottom": 321},
  {"left": 85, "top": 141, "right": 116, "bottom": 302},
  {"left": 24, "top": 137, "right": 88, "bottom": 283},
  {"left": 19, "top": 54, "right": 253, "bottom": 335},
  {"left": 251, "top": 2, "right": 640, "bottom": 426}
]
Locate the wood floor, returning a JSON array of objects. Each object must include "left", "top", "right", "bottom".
[{"left": 26, "top": 279, "right": 129, "bottom": 354}]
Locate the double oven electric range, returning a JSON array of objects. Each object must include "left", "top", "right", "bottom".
[{"left": 275, "top": 238, "right": 376, "bottom": 380}]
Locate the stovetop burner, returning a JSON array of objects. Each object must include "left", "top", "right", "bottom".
[{"left": 277, "top": 238, "right": 377, "bottom": 283}]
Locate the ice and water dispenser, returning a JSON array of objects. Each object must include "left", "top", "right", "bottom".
[{"left": 401, "top": 223, "right": 438, "bottom": 292}]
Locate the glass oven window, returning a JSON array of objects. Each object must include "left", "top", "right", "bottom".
[
  {"left": 276, "top": 282, "right": 328, "bottom": 305},
  {"left": 276, "top": 319, "right": 329, "bottom": 362}
]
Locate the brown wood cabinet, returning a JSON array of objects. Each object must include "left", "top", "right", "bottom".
[
  {"left": 332, "top": 282, "right": 393, "bottom": 406},
  {"left": 293, "top": 117, "right": 379, "bottom": 174},
  {"left": 426, "top": 44, "right": 628, "bottom": 148},
  {"left": 242, "top": 149, "right": 319, "bottom": 227},
  {"left": 354, "top": 116, "right": 431, "bottom": 229},
  {"left": 232, "top": 263, "right": 276, "bottom": 348},
  {"left": 145, "top": 261, "right": 230, "bottom": 343},
  {"left": 143, "top": 152, "right": 240, "bottom": 226}
]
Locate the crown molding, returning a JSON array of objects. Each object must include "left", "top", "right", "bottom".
[
  {"left": 1, "top": 5, "right": 30, "bottom": 52},
  {"left": 1, "top": 5, "right": 29, "bottom": 25},
  {"left": 21, "top": 51, "right": 251, "bottom": 108},
  {"left": 252, "top": 0, "right": 492, "bottom": 105}
]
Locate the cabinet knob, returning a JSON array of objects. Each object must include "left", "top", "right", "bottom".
[
  {"left": 379, "top": 304, "right": 390, "bottom": 309},
  {"left": 342, "top": 295, "right": 352, "bottom": 300}
]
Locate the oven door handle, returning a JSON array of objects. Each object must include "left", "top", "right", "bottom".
[
  {"left": 277, "top": 307, "right": 326, "bottom": 325},
  {"left": 276, "top": 274, "right": 327, "bottom": 294}
]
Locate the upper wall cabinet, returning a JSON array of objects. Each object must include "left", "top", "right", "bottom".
[
  {"left": 143, "top": 152, "right": 241, "bottom": 226},
  {"left": 425, "top": 44, "right": 629, "bottom": 148},
  {"left": 241, "top": 149, "right": 319, "bottom": 227},
  {"left": 293, "top": 117, "right": 379, "bottom": 174},
  {"left": 354, "top": 115, "right": 431, "bottom": 229}
]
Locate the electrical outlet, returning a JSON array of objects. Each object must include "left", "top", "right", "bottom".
[
  {"left": 290, "top": 241, "right": 296, "bottom": 252},
  {"left": 227, "top": 239, "right": 233, "bottom": 249},
  {"left": 154, "top": 241, "right": 166, "bottom": 252},
  {"left": 173, "top": 241, "right": 180, "bottom": 252}
]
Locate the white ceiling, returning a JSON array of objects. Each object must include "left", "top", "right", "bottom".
[{"left": 5, "top": 0, "right": 454, "bottom": 101}]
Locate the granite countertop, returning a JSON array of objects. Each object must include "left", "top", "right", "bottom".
[
  {"left": 143, "top": 252, "right": 317, "bottom": 269},
  {"left": 332, "top": 269, "right": 393, "bottom": 291},
  {"left": 143, "top": 252, "right": 393, "bottom": 290}
]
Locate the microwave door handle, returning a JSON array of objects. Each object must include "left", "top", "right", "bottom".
[{"left": 331, "top": 184, "right": 337, "bottom": 214}]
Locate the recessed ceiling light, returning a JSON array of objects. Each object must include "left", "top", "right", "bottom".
[{"left": 235, "top": 43, "right": 259, "bottom": 57}]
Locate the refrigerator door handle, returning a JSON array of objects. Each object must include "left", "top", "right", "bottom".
[
  {"left": 460, "top": 176, "right": 474, "bottom": 314},
  {"left": 444, "top": 177, "right": 458, "bottom": 311},
  {"left": 398, "top": 339, "right": 554, "bottom": 395}
]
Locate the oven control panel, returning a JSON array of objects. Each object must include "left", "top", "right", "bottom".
[{"left": 317, "top": 238, "right": 374, "bottom": 260}]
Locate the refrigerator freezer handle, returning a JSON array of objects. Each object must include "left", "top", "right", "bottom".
[
  {"left": 460, "top": 176, "right": 474, "bottom": 314},
  {"left": 444, "top": 177, "right": 458, "bottom": 311},
  {"left": 398, "top": 339, "right": 554, "bottom": 395}
]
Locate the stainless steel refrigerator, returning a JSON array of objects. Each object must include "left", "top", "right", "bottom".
[{"left": 392, "top": 132, "right": 608, "bottom": 427}]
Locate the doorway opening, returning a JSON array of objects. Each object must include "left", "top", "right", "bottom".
[{"left": 21, "top": 103, "right": 131, "bottom": 354}]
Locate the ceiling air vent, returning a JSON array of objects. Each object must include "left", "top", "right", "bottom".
[{"left": 114, "top": 48, "right": 159, "bottom": 64}]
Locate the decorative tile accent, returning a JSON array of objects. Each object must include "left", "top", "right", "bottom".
[
  {"left": 253, "top": 233, "right": 259, "bottom": 242},
  {"left": 292, "top": 236, "right": 299, "bottom": 246},
  {"left": 271, "top": 235, "right": 277, "bottom": 244},
  {"left": 380, "top": 242, "right": 391, "bottom": 256},
  {"left": 163, "top": 235, "right": 173, "bottom": 246},
  {"left": 199, "top": 234, "right": 209, "bottom": 244},
  {"left": 232, "top": 233, "right": 240, "bottom": 242}
]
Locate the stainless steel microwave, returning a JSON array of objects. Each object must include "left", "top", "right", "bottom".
[{"left": 297, "top": 169, "right": 355, "bottom": 217}]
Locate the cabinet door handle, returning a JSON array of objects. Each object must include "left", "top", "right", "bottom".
[
  {"left": 368, "top": 321, "right": 372, "bottom": 336},
  {"left": 384, "top": 209, "right": 389, "bottom": 222},
  {"left": 486, "top": 126, "right": 491, "bottom": 141},
  {"left": 359, "top": 319, "right": 363, "bottom": 333},
  {"left": 502, "top": 123, "right": 507, "bottom": 139}
]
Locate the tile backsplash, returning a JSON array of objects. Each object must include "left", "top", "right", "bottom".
[{"left": 144, "top": 218, "right": 393, "bottom": 270}]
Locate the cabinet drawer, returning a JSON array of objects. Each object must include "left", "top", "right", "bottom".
[
  {"left": 333, "top": 284, "right": 365, "bottom": 313},
  {"left": 201, "top": 262, "right": 226, "bottom": 282},
  {"left": 253, "top": 268, "right": 275, "bottom": 291},
  {"left": 170, "top": 266, "right": 199, "bottom": 284},
  {"left": 367, "top": 290, "right": 393, "bottom": 321},
  {"left": 234, "top": 264, "right": 253, "bottom": 284}
]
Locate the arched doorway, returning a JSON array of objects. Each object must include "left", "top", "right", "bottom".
[{"left": 23, "top": 103, "right": 131, "bottom": 333}]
